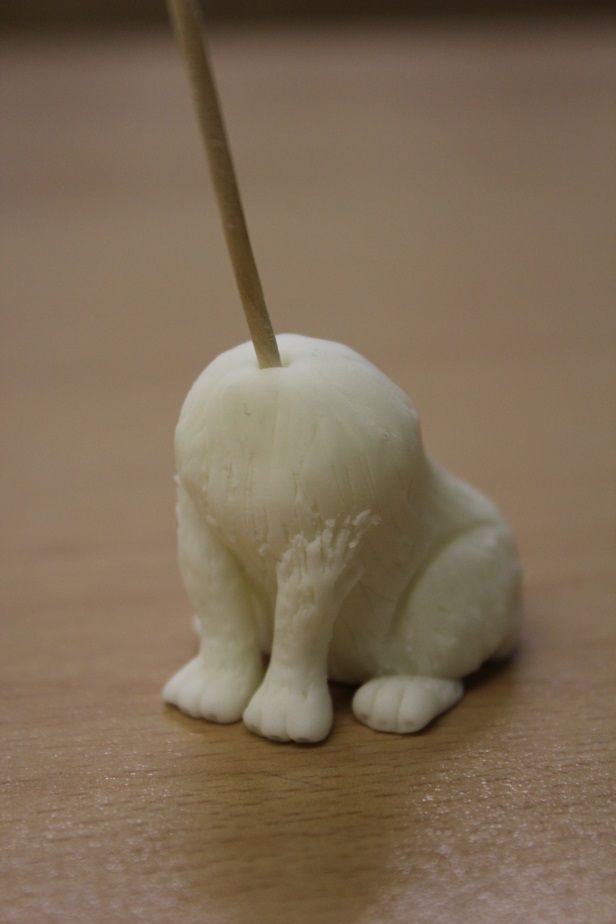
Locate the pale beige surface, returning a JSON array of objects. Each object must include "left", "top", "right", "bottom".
[{"left": 2, "top": 21, "right": 615, "bottom": 924}]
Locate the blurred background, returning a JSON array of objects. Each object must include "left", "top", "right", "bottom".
[
  {"left": 3, "top": 0, "right": 614, "bottom": 548},
  {"left": 1, "top": 0, "right": 614, "bottom": 28}
]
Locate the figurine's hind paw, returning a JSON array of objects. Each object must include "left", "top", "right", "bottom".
[
  {"left": 352, "top": 675, "right": 463, "bottom": 734},
  {"left": 163, "top": 655, "right": 263, "bottom": 724},
  {"left": 243, "top": 679, "right": 333, "bottom": 744}
]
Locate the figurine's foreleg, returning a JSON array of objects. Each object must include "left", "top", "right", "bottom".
[
  {"left": 163, "top": 483, "right": 264, "bottom": 723},
  {"left": 243, "top": 513, "right": 374, "bottom": 743}
]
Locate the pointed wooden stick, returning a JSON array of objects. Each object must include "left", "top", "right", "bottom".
[{"left": 167, "top": 0, "right": 281, "bottom": 369}]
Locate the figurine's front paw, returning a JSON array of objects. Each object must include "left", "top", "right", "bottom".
[
  {"left": 243, "top": 679, "right": 333, "bottom": 744},
  {"left": 163, "top": 655, "right": 263, "bottom": 724}
]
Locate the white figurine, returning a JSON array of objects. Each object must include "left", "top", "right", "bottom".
[
  {"left": 164, "top": 0, "right": 521, "bottom": 743},
  {"left": 163, "top": 334, "right": 521, "bottom": 742}
]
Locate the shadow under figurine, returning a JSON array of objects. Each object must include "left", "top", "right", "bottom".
[{"left": 163, "top": 334, "right": 522, "bottom": 743}]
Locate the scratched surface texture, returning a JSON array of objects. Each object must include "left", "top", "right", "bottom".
[{"left": 2, "top": 20, "right": 615, "bottom": 924}]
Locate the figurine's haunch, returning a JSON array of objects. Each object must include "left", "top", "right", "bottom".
[{"left": 163, "top": 334, "right": 521, "bottom": 742}]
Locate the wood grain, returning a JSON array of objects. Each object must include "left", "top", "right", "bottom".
[{"left": 1, "top": 21, "right": 615, "bottom": 924}]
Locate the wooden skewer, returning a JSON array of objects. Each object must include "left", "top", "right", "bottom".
[{"left": 166, "top": 0, "right": 281, "bottom": 369}]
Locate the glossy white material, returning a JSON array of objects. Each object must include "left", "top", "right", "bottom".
[{"left": 164, "top": 335, "right": 521, "bottom": 742}]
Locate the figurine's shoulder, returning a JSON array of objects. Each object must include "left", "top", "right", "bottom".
[
  {"left": 182, "top": 333, "right": 413, "bottom": 404},
  {"left": 175, "top": 333, "right": 420, "bottom": 457}
]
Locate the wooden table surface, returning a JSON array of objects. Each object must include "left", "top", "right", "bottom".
[{"left": 2, "top": 20, "right": 615, "bottom": 924}]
